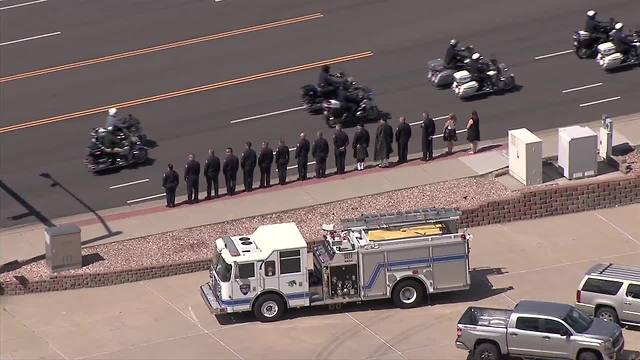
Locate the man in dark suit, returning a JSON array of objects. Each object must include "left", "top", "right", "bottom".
[
  {"left": 294, "top": 132, "right": 311, "bottom": 181},
  {"left": 421, "top": 112, "right": 436, "bottom": 160},
  {"left": 240, "top": 141, "right": 257, "bottom": 192},
  {"left": 274, "top": 139, "right": 289, "bottom": 185},
  {"left": 333, "top": 124, "right": 349, "bottom": 174},
  {"left": 312, "top": 131, "right": 329, "bottom": 178},
  {"left": 162, "top": 163, "right": 179, "bottom": 207},
  {"left": 258, "top": 141, "right": 273, "bottom": 188},
  {"left": 222, "top": 147, "right": 239, "bottom": 196},
  {"left": 395, "top": 116, "right": 412, "bottom": 163},
  {"left": 184, "top": 153, "right": 200, "bottom": 203},
  {"left": 204, "top": 148, "right": 220, "bottom": 199}
]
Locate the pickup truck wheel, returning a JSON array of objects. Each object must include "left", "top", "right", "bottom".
[
  {"left": 577, "top": 350, "right": 599, "bottom": 360},
  {"left": 473, "top": 343, "right": 501, "bottom": 360},
  {"left": 253, "top": 294, "right": 285, "bottom": 322},
  {"left": 392, "top": 280, "right": 425, "bottom": 309},
  {"left": 595, "top": 306, "right": 619, "bottom": 323}
]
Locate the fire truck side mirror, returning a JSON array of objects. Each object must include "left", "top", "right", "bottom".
[{"left": 258, "top": 261, "right": 264, "bottom": 270}]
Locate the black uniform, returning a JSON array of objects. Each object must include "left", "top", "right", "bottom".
[
  {"left": 613, "top": 30, "right": 635, "bottom": 56},
  {"left": 295, "top": 138, "right": 311, "bottom": 180},
  {"left": 258, "top": 146, "right": 273, "bottom": 188},
  {"left": 204, "top": 154, "right": 220, "bottom": 199},
  {"left": 444, "top": 45, "right": 461, "bottom": 69},
  {"left": 352, "top": 127, "right": 370, "bottom": 160},
  {"left": 395, "top": 122, "right": 412, "bottom": 163},
  {"left": 275, "top": 145, "right": 290, "bottom": 185},
  {"left": 184, "top": 159, "right": 201, "bottom": 203},
  {"left": 162, "top": 169, "right": 179, "bottom": 207},
  {"left": 421, "top": 116, "right": 436, "bottom": 160},
  {"left": 312, "top": 137, "right": 329, "bottom": 178},
  {"left": 333, "top": 129, "right": 349, "bottom": 174},
  {"left": 240, "top": 148, "right": 257, "bottom": 192},
  {"left": 222, "top": 154, "right": 239, "bottom": 196}
]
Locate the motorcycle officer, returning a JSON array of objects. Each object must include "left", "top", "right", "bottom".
[
  {"left": 585, "top": 10, "right": 610, "bottom": 40},
  {"left": 105, "top": 108, "right": 124, "bottom": 129},
  {"left": 445, "top": 39, "right": 463, "bottom": 69},
  {"left": 612, "top": 23, "right": 638, "bottom": 58},
  {"left": 468, "top": 53, "right": 489, "bottom": 88},
  {"left": 100, "top": 127, "right": 128, "bottom": 165}
]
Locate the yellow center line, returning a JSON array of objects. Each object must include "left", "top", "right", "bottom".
[
  {"left": 0, "top": 13, "right": 324, "bottom": 83},
  {"left": 0, "top": 51, "right": 374, "bottom": 134}
]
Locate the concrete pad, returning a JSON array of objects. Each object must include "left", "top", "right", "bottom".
[
  {"left": 1, "top": 333, "right": 66, "bottom": 360},
  {"left": 593, "top": 204, "right": 640, "bottom": 245},
  {"left": 495, "top": 174, "right": 525, "bottom": 191},
  {"left": 407, "top": 159, "right": 477, "bottom": 184},
  {"left": 458, "top": 150, "right": 508, "bottom": 175}
]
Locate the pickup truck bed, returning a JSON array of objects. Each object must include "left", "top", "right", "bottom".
[{"left": 458, "top": 307, "right": 512, "bottom": 328}]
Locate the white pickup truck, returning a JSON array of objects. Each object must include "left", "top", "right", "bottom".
[{"left": 455, "top": 300, "right": 625, "bottom": 360}]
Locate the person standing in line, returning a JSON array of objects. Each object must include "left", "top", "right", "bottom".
[
  {"left": 352, "top": 123, "right": 369, "bottom": 171},
  {"left": 443, "top": 113, "right": 458, "bottom": 154},
  {"left": 333, "top": 124, "right": 349, "bottom": 174},
  {"left": 312, "top": 131, "right": 329, "bottom": 178},
  {"left": 184, "top": 153, "right": 200, "bottom": 204},
  {"left": 222, "top": 147, "right": 239, "bottom": 196},
  {"left": 258, "top": 141, "right": 273, "bottom": 188},
  {"left": 204, "top": 149, "right": 220, "bottom": 199},
  {"left": 466, "top": 110, "right": 481, "bottom": 154},
  {"left": 240, "top": 141, "right": 257, "bottom": 192},
  {"left": 374, "top": 118, "right": 393, "bottom": 167},
  {"left": 294, "top": 132, "right": 310, "bottom": 181},
  {"left": 421, "top": 112, "right": 436, "bottom": 161},
  {"left": 162, "top": 163, "right": 179, "bottom": 208},
  {"left": 395, "top": 116, "right": 412, "bottom": 163},
  {"left": 275, "top": 139, "right": 290, "bottom": 185}
]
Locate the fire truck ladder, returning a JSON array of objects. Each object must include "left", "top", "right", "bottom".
[{"left": 341, "top": 208, "right": 462, "bottom": 231}]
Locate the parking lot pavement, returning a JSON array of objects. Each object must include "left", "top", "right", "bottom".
[{"left": 2, "top": 204, "right": 639, "bottom": 360}]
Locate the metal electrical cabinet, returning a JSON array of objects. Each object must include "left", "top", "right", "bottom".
[
  {"left": 558, "top": 125, "right": 598, "bottom": 180},
  {"left": 508, "top": 128, "right": 543, "bottom": 186},
  {"left": 45, "top": 224, "right": 82, "bottom": 273}
]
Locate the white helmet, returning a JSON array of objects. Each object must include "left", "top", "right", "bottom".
[
  {"left": 471, "top": 53, "right": 480, "bottom": 60},
  {"left": 586, "top": 10, "right": 596, "bottom": 18},
  {"left": 614, "top": 22, "right": 623, "bottom": 30},
  {"left": 450, "top": 39, "right": 458, "bottom": 46},
  {"left": 108, "top": 108, "right": 118, "bottom": 116}
]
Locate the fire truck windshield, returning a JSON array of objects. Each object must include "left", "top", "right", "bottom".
[{"left": 213, "top": 252, "right": 232, "bottom": 282}]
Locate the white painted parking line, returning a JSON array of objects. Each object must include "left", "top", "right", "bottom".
[
  {"left": 409, "top": 115, "right": 448, "bottom": 126},
  {"left": 534, "top": 49, "right": 573, "bottom": 60},
  {"left": 0, "top": 31, "right": 61, "bottom": 46},
  {"left": 595, "top": 213, "right": 640, "bottom": 246},
  {"left": 0, "top": 0, "right": 46, "bottom": 10},
  {"left": 126, "top": 193, "right": 165, "bottom": 204},
  {"left": 229, "top": 106, "right": 305, "bottom": 124},
  {"left": 346, "top": 313, "right": 406, "bottom": 359},
  {"left": 579, "top": 96, "right": 621, "bottom": 107},
  {"left": 287, "top": 161, "right": 315, "bottom": 170},
  {"left": 109, "top": 178, "right": 149, "bottom": 189},
  {"left": 562, "top": 82, "right": 603, "bottom": 93}
]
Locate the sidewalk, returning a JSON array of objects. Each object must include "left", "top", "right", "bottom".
[{"left": 2, "top": 113, "right": 638, "bottom": 266}]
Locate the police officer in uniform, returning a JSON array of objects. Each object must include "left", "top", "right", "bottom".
[
  {"left": 184, "top": 153, "right": 200, "bottom": 204},
  {"left": 258, "top": 142, "right": 273, "bottom": 188},
  {"left": 395, "top": 116, "right": 412, "bottom": 163},
  {"left": 421, "top": 112, "right": 436, "bottom": 161},
  {"left": 222, "top": 147, "right": 239, "bottom": 196},
  {"left": 312, "top": 131, "right": 329, "bottom": 178},
  {"left": 294, "top": 133, "right": 310, "bottom": 181},
  {"left": 275, "top": 139, "right": 290, "bottom": 185},
  {"left": 204, "top": 148, "right": 220, "bottom": 199},
  {"left": 240, "top": 141, "right": 257, "bottom": 192},
  {"left": 333, "top": 124, "right": 349, "bottom": 174},
  {"left": 162, "top": 163, "right": 179, "bottom": 208}
]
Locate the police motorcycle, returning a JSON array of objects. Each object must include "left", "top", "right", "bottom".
[
  {"left": 595, "top": 28, "right": 640, "bottom": 71},
  {"left": 451, "top": 58, "right": 515, "bottom": 99},
  {"left": 573, "top": 17, "right": 616, "bottom": 59},
  {"left": 85, "top": 127, "right": 148, "bottom": 173},
  {"left": 322, "top": 98, "right": 391, "bottom": 128},
  {"left": 301, "top": 72, "right": 347, "bottom": 114},
  {"left": 428, "top": 44, "right": 477, "bottom": 87}
]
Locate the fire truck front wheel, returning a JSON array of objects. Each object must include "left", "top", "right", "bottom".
[
  {"left": 253, "top": 293, "right": 286, "bottom": 322},
  {"left": 392, "top": 279, "right": 425, "bottom": 309}
]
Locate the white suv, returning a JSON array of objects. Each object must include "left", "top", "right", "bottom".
[{"left": 576, "top": 263, "right": 640, "bottom": 326}]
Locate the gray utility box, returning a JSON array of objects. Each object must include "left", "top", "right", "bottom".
[
  {"left": 45, "top": 224, "right": 82, "bottom": 273},
  {"left": 558, "top": 125, "right": 598, "bottom": 180}
]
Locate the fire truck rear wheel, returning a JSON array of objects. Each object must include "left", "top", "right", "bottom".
[
  {"left": 392, "top": 279, "right": 425, "bottom": 309},
  {"left": 253, "top": 293, "right": 286, "bottom": 322}
]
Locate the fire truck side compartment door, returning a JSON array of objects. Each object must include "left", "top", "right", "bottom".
[{"left": 360, "top": 251, "right": 387, "bottom": 298}]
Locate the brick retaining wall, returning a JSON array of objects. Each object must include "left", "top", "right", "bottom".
[{"left": 2, "top": 173, "right": 638, "bottom": 296}]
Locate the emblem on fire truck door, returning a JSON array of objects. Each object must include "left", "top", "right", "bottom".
[{"left": 239, "top": 284, "right": 251, "bottom": 295}]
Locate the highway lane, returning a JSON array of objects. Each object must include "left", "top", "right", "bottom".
[{"left": 1, "top": 0, "right": 639, "bottom": 228}]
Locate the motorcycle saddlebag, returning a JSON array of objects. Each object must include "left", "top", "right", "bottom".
[
  {"left": 433, "top": 69, "right": 455, "bottom": 86},
  {"left": 602, "top": 53, "right": 624, "bottom": 67},
  {"left": 428, "top": 58, "right": 445, "bottom": 71},
  {"left": 455, "top": 81, "right": 479, "bottom": 98}
]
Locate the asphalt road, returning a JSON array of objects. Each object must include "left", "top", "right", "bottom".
[{"left": 1, "top": 0, "right": 639, "bottom": 227}]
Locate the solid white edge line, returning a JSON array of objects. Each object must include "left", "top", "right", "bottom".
[
  {"left": 579, "top": 96, "right": 621, "bottom": 107},
  {"left": 409, "top": 115, "right": 448, "bottom": 126},
  {"left": 126, "top": 193, "right": 165, "bottom": 204},
  {"left": 109, "top": 178, "right": 150, "bottom": 189},
  {"left": 562, "top": 82, "right": 603, "bottom": 93},
  {"left": 0, "top": 0, "right": 46, "bottom": 10},
  {"left": 229, "top": 106, "right": 305, "bottom": 124},
  {"left": 0, "top": 31, "right": 61, "bottom": 46},
  {"left": 534, "top": 49, "right": 573, "bottom": 60},
  {"left": 595, "top": 213, "right": 640, "bottom": 245},
  {"left": 286, "top": 161, "right": 315, "bottom": 170},
  {"left": 345, "top": 313, "right": 406, "bottom": 359}
]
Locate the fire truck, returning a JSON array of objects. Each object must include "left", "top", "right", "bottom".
[{"left": 200, "top": 208, "right": 472, "bottom": 322}]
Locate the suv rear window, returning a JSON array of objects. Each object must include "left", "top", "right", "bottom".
[{"left": 581, "top": 277, "right": 623, "bottom": 295}]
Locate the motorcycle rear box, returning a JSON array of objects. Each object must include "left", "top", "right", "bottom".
[
  {"left": 453, "top": 70, "right": 472, "bottom": 84},
  {"left": 597, "top": 42, "right": 617, "bottom": 56}
]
